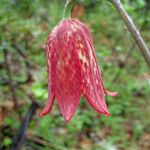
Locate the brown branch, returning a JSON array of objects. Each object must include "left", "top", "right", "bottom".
[
  {"left": 0, "top": 42, "right": 34, "bottom": 86},
  {"left": 108, "top": 0, "right": 150, "bottom": 68},
  {"left": 0, "top": 73, "right": 33, "bottom": 86},
  {"left": 10, "top": 101, "right": 39, "bottom": 150},
  {"left": 26, "top": 130, "right": 61, "bottom": 149},
  {"left": 4, "top": 49, "right": 18, "bottom": 109},
  {"left": 12, "top": 41, "right": 34, "bottom": 69}
]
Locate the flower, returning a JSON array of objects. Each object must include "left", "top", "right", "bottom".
[{"left": 40, "top": 18, "right": 118, "bottom": 122}]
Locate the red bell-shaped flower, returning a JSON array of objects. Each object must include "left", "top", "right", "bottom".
[{"left": 40, "top": 18, "right": 118, "bottom": 122}]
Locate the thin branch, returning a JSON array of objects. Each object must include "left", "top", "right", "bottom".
[
  {"left": 0, "top": 74, "right": 33, "bottom": 86},
  {"left": 10, "top": 101, "right": 39, "bottom": 150},
  {"left": 108, "top": 0, "right": 150, "bottom": 68},
  {"left": 4, "top": 49, "right": 18, "bottom": 109},
  {"left": 12, "top": 41, "right": 34, "bottom": 69},
  {"left": 1, "top": 43, "right": 34, "bottom": 86}
]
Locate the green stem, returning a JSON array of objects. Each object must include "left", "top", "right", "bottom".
[{"left": 63, "top": 0, "right": 77, "bottom": 19}]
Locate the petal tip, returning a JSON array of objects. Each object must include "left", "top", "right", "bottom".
[
  {"left": 39, "top": 106, "right": 50, "bottom": 117},
  {"left": 64, "top": 117, "right": 72, "bottom": 123},
  {"left": 60, "top": 108, "right": 77, "bottom": 123},
  {"left": 62, "top": 112, "right": 74, "bottom": 123},
  {"left": 105, "top": 90, "right": 118, "bottom": 97},
  {"left": 104, "top": 112, "right": 111, "bottom": 116},
  {"left": 100, "top": 110, "right": 111, "bottom": 116}
]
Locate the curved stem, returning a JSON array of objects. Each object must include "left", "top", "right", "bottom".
[
  {"left": 108, "top": 0, "right": 150, "bottom": 68},
  {"left": 63, "top": 0, "right": 77, "bottom": 19}
]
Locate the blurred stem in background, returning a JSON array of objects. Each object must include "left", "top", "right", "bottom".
[
  {"left": 11, "top": 101, "right": 39, "bottom": 150},
  {"left": 108, "top": 0, "right": 150, "bottom": 68}
]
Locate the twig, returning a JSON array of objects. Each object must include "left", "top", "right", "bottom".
[
  {"left": 4, "top": 49, "right": 18, "bottom": 109},
  {"left": 0, "top": 43, "right": 35, "bottom": 87},
  {"left": 1, "top": 42, "right": 34, "bottom": 86},
  {"left": 113, "top": 12, "right": 149, "bottom": 81},
  {"left": 140, "top": 3, "right": 150, "bottom": 31},
  {"left": 108, "top": 0, "right": 150, "bottom": 68},
  {"left": 12, "top": 41, "right": 34, "bottom": 69},
  {"left": 26, "top": 130, "right": 64, "bottom": 149},
  {"left": 10, "top": 101, "right": 39, "bottom": 150},
  {"left": 0, "top": 74, "right": 33, "bottom": 86}
]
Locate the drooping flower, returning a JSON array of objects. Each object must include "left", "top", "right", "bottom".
[{"left": 40, "top": 18, "right": 118, "bottom": 122}]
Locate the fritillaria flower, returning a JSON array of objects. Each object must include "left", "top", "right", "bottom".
[{"left": 40, "top": 18, "right": 118, "bottom": 122}]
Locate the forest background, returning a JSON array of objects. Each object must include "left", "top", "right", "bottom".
[{"left": 0, "top": 0, "right": 150, "bottom": 149}]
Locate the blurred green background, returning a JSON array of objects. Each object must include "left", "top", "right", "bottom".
[{"left": 0, "top": 0, "right": 150, "bottom": 149}]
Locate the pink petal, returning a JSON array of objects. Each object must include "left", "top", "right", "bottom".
[
  {"left": 82, "top": 40, "right": 110, "bottom": 115},
  {"left": 74, "top": 19, "right": 118, "bottom": 97},
  {"left": 39, "top": 93, "right": 55, "bottom": 116},
  {"left": 39, "top": 34, "right": 56, "bottom": 116},
  {"left": 51, "top": 21, "right": 82, "bottom": 122},
  {"left": 70, "top": 20, "right": 110, "bottom": 115},
  {"left": 104, "top": 89, "right": 118, "bottom": 97}
]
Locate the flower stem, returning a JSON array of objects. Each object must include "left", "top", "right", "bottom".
[
  {"left": 108, "top": 0, "right": 150, "bottom": 68},
  {"left": 63, "top": 0, "right": 77, "bottom": 19}
]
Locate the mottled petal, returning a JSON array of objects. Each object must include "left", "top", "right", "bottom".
[
  {"left": 80, "top": 31, "right": 110, "bottom": 115},
  {"left": 68, "top": 20, "right": 109, "bottom": 115},
  {"left": 39, "top": 92, "right": 55, "bottom": 116},
  {"left": 73, "top": 19, "right": 118, "bottom": 97},
  {"left": 52, "top": 21, "right": 82, "bottom": 122},
  {"left": 40, "top": 40, "right": 56, "bottom": 116}
]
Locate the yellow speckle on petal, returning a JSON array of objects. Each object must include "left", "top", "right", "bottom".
[
  {"left": 77, "top": 35, "right": 81, "bottom": 41},
  {"left": 78, "top": 51, "right": 88, "bottom": 65},
  {"left": 71, "top": 24, "right": 77, "bottom": 32},
  {"left": 96, "top": 79, "right": 98, "bottom": 84},
  {"left": 67, "top": 31, "right": 72, "bottom": 37},
  {"left": 73, "top": 23, "right": 78, "bottom": 27},
  {"left": 87, "top": 79, "right": 90, "bottom": 84},
  {"left": 48, "top": 52, "right": 51, "bottom": 58},
  {"left": 79, "top": 43, "right": 84, "bottom": 49},
  {"left": 48, "top": 59, "right": 50, "bottom": 66}
]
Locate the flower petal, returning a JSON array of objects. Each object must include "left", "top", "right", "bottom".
[
  {"left": 82, "top": 40, "right": 110, "bottom": 115},
  {"left": 39, "top": 43, "right": 55, "bottom": 116},
  {"left": 52, "top": 22, "right": 82, "bottom": 122},
  {"left": 73, "top": 19, "right": 118, "bottom": 97},
  {"left": 71, "top": 22, "right": 110, "bottom": 115},
  {"left": 39, "top": 93, "right": 55, "bottom": 116}
]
